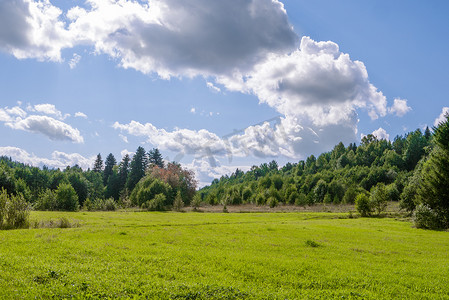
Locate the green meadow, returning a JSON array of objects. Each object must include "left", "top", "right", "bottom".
[{"left": 1, "top": 211, "right": 448, "bottom": 299}]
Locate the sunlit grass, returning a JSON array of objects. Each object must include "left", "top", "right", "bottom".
[{"left": 0, "top": 211, "right": 448, "bottom": 299}]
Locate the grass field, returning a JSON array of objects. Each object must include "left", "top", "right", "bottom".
[{"left": 0, "top": 210, "right": 448, "bottom": 299}]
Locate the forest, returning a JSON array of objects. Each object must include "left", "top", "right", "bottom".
[{"left": 0, "top": 114, "right": 448, "bottom": 229}]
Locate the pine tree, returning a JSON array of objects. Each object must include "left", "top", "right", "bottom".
[
  {"left": 118, "top": 154, "right": 130, "bottom": 190},
  {"left": 416, "top": 113, "right": 449, "bottom": 227},
  {"left": 93, "top": 153, "right": 103, "bottom": 173},
  {"left": 148, "top": 148, "right": 164, "bottom": 168},
  {"left": 126, "top": 147, "right": 148, "bottom": 191},
  {"left": 103, "top": 153, "right": 117, "bottom": 185}
]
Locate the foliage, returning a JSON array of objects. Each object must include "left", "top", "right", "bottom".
[
  {"left": 173, "top": 191, "right": 184, "bottom": 211},
  {"left": 355, "top": 193, "right": 372, "bottom": 217},
  {"left": 56, "top": 183, "right": 79, "bottom": 212},
  {"left": 370, "top": 183, "right": 388, "bottom": 216},
  {"left": 199, "top": 127, "right": 430, "bottom": 208},
  {"left": 415, "top": 113, "right": 449, "bottom": 228},
  {"left": 142, "top": 193, "right": 166, "bottom": 211},
  {"left": 0, "top": 189, "right": 30, "bottom": 229},
  {"left": 413, "top": 204, "right": 442, "bottom": 230}
]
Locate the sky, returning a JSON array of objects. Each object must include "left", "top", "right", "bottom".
[{"left": 0, "top": 0, "right": 448, "bottom": 187}]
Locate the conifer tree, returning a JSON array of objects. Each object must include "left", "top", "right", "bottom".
[
  {"left": 118, "top": 154, "right": 130, "bottom": 190},
  {"left": 148, "top": 148, "right": 164, "bottom": 168},
  {"left": 103, "top": 153, "right": 117, "bottom": 185},
  {"left": 126, "top": 147, "right": 148, "bottom": 191},
  {"left": 416, "top": 113, "right": 449, "bottom": 227},
  {"left": 93, "top": 153, "right": 103, "bottom": 173}
]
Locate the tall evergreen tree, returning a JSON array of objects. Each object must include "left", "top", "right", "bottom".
[
  {"left": 93, "top": 153, "right": 103, "bottom": 173},
  {"left": 416, "top": 113, "right": 449, "bottom": 227},
  {"left": 148, "top": 148, "right": 164, "bottom": 168},
  {"left": 118, "top": 154, "right": 130, "bottom": 191},
  {"left": 103, "top": 153, "right": 117, "bottom": 185},
  {"left": 127, "top": 147, "right": 148, "bottom": 191}
]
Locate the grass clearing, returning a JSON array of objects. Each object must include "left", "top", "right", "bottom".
[{"left": 0, "top": 211, "right": 448, "bottom": 299}]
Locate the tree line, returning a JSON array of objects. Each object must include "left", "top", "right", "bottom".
[
  {"left": 0, "top": 147, "right": 197, "bottom": 213},
  {"left": 199, "top": 114, "right": 449, "bottom": 229}
]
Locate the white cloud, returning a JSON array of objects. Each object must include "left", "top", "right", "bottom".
[
  {"left": 190, "top": 107, "right": 196, "bottom": 114},
  {"left": 119, "top": 134, "right": 129, "bottom": 143},
  {"left": 206, "top": 82, "right": 221, "bottom": 93},
  {"left": 33, "top": 103, "right": 64, "bottom": 119},
  {"left": 388, "top": 98, "right": 411, "bottom": 117},
  {"left": 74, "top": 111, "right": 88, "bottom": 118},
  {"left": 218, "top": 36, "right": 387, "bottom": 127},
  {"left": 0, "top": 146, "right": 94, "bottom": 170},
  {"left": 371, "top": 127, "right": 390, "bottom": 140},
  {"left": 434, "top": 107, "right": 449, "bottom": 127},
  {"left": 184, "top": 158, "right": 251, "bottom": 188},
  {"left": 113, "top": 114, "right": 358, "bottom": 161},
  {"left": 5, "top": 115, "right": 84, "bottom": 143},
  {"left": 120, "top": 149, "right": 133, "bottom": 158},
  {"left": 0, "top": 0, "right": 72, "bottom": 61},
  {"left": 65, "top": 0, "right": 297, "bottom": 78},
  {"left": 69, "top": 53, "right": 81, "bottom": 69}
]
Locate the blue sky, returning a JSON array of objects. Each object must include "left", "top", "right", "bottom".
[{"left": 0, "top": 0, "right": 448, "bottom": 186}]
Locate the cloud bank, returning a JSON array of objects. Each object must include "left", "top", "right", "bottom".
[{"left": 0, "top": 103, "right": 83, "bottom": 143}]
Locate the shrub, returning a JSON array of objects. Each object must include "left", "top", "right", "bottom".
[
  {"left": 56, "top": 183, "right": 79, "bottom": 211},
  {"left": 355, "top": 193, "right": 372, "bottom": 217},
  {"left": 104, "top": 198, "right": 118, "bottom": 211},
  {"left": 191, "top": 193, "right": 202, "bottom": 210},
  {"left": 0, "top": 189, "right": 30, "bottom": 229},
  {"left": 294, "top": 193, "right": 307, "bottom": 206},
  {"left": 413, "top": 204, "right": 442, "bottom": 230},
  {"left": 173, "top": 191, "right": 184, "bottom": 211},
  {"left": 267, "top": 196, "right": 278, "bottom": 208},
  {"left": 255, "top": 193, "right": 265, "bottom": 205},
  {"left": 143, "top": 194, "right": 166, "bottom": 211},
  {"left": 82, "top": 198, "right": 94, "bottom": 211},
  {"left": 242, "top": 188, "right": 252, "bottom": 203},
  {"left": 370, "top": 183, "right": 388, "bottom": 216},
  {"left": 35, "top": 189, "right": 58, "bottom": 211}
]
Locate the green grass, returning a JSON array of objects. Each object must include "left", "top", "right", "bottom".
[{"left": 1, "top": 211, "right": 448, "bottom": 299}]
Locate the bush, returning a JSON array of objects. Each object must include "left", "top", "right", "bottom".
[
  {"left": 35, "top": 189, "right": 58, "bottom": 211},
  {"left": 142, "top": 194, "right": 166, "bottom": 211},
  {"left": 413, "top": 204, "right": 442, "bottom": 230},
  {"left": 370, "top": 183, "right": 388, "bottom": 216},
  {"left": 56, "top": 183, "right": 79, "bottom": 211},
  {"left": 191, "top": 193, "right": 202, "bottom": 210},
  {"left": 0, "top": 189, "right": 30, "bottom": 229},
  {"left": 294, "top": 193, "right": 307, "bottom": 206},
  {"left": 355, "top": 193, "right": 372, "bottom": 217},
  {"left": 267, "top": 196, "right": 278, "bottom": 208},
  {"left": 173, "top": 191, "right": 184, "bottom": 211},
  {"left": 104, "top": 198, "right": 118, "bottom": 211}
]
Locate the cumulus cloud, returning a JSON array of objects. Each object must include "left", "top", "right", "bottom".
[
  {"left": 0, "top": 0, "right": 71, "bottom": 61},
  {"left": 218, "top": 37, "right": 387, "bottom": 126},
  {"left": 0, "top": 103, "right": 83, "bottom": 143},
  {"left": 184, "top": 157, "right": 251, "bottom": 188},
  {"left": 113, "top": 114, "right": 357, "bottom": 161},
  {"left": 371, "top": 127, "right": 390, "bottom": 140},
  {"left": 66, "top": 0, "right": 297, "bottom": 78},
  {"left": 74, "top": 111, "right": 88, "bottom": 118},
  {"left": 5, "top": 115, "right": 84, "bottom": 143},
  {"left": 434, "top": 107, "right": 449, "bottom": 127},
  {"left": 33, "top": 103, "right": 64, "bottom": 119},
  {"left": 0, "top": 146, "right": 93, "bottom": 169},
  {"left": 388, "top": 98, "right": 411, "bottom": 117},
  {"left": 113, "top": 120, "right": 228, "bottom": 157}
]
